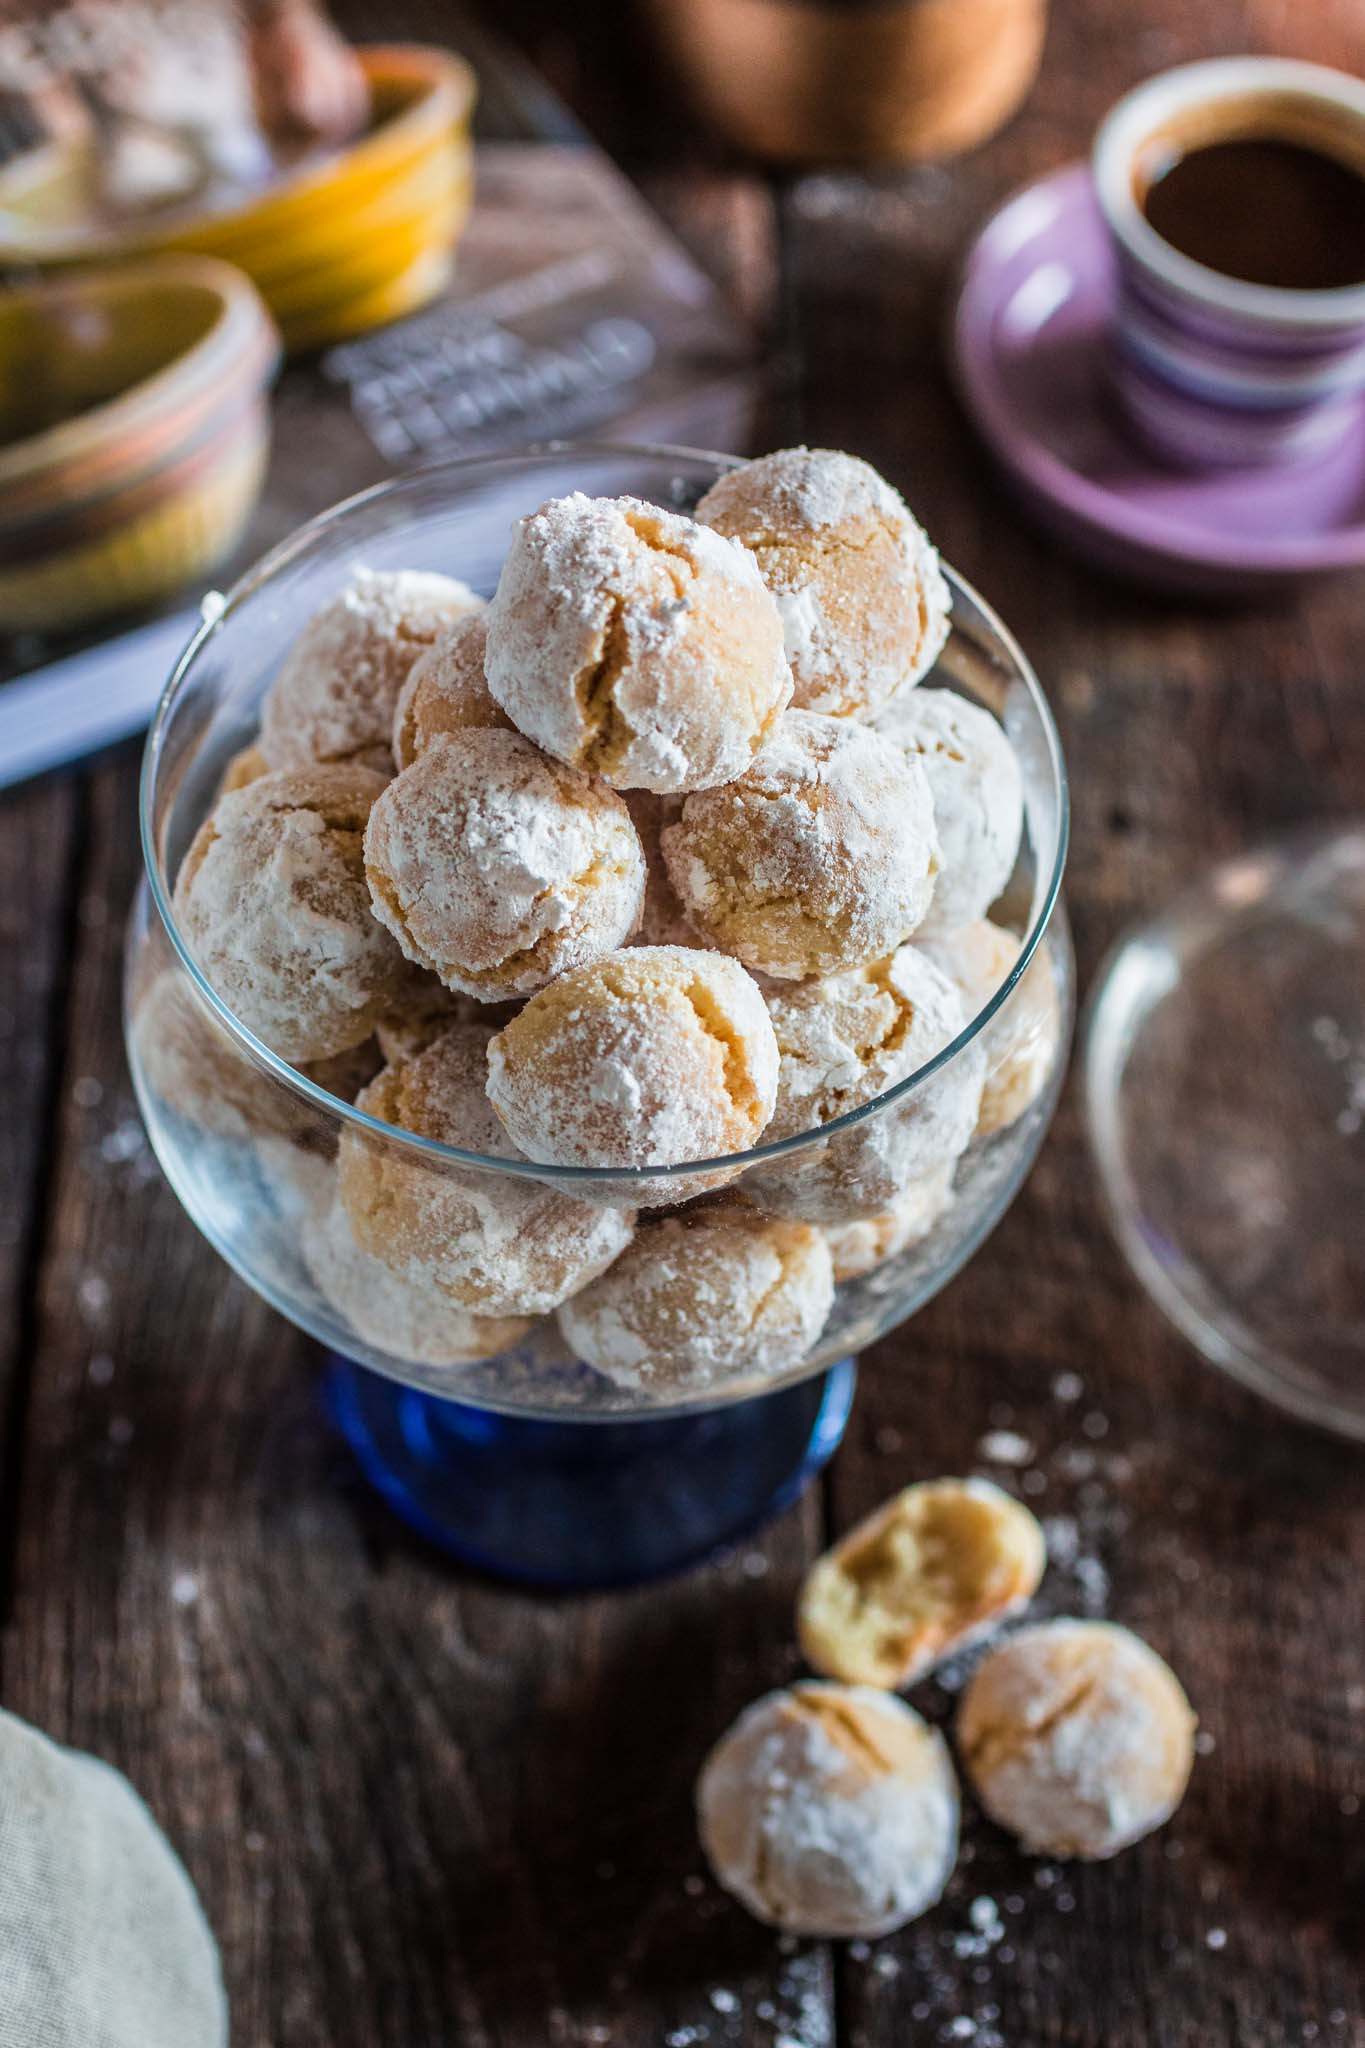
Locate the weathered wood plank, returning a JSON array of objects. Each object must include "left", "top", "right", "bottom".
[{"left": 0, "top": 774, "right": 81, "bottom": 1633}]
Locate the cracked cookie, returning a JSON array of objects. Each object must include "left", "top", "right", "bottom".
[
  {"left": 364, "top": 728, "right": 646, "bottom": 1000},
  {"left": 261, "top": 565, "right": 482, "bottom": 776},
  {"left": 338, "top": 1021, "right": 635, "bottom": 1316},
  {"left": 173, "top": 764, "right": 413, "bottom": 1063},
  {"left": 956, "top": 1619, "right": 1197, "bottom": 1859},
  {"left": 746, "top": 943, "right": 984, "bottom": 1223},
  {"left": 696, "top": 447, "right": 949, "bottom": 719},
  {"left": 697, "top": 1681, "right": 959, "bottom": 1936},
  {"left": 873, "top": 686, "right": 1023, "bottom": 932},
  {"left": 483, "top": 492, "right": 791, "bottom": 793},
  {"left": 557, "top": 1197, "right": 832, "bottom": 1396},
  {"left": 485, "top": 945, "right": 779, "bottom": 1206},
  {"left": 391, "top": 612, "right": 512, "bottom": 769},
  {"left": 662, "top": 710, "right": 941, "bottom": 981},
  {"left": 919, "top": 920, "right": 1063, "bottom": 1138}
]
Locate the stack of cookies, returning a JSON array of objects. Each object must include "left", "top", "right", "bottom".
[{"left": 142, "top": 448, "right": 1061, "bottom": 1391}]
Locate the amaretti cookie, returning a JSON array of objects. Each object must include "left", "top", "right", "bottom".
[
  {"left": 920, "top": 920, "right": 1063, "bottom": 1137},
  {"left": 957, "top": 1620, "right": 1197, "bottom": 1860},
  {"left": 557, "top": 1199, "right": 833, "bottom": 1396},
  {"left": 485, "top": 946, "right": 779, "bottom": 1205},
  {"left": 696, "top": 447, "right": 949, "bottom": 719},
  {"left": 821, "top": 1165, "right": 957, "bottom": 1281},
  {"left": 746, "top": 945, "right": 984, "bottom": 1224},
  {"left": 172, "top": 765, "right": 413, "bottom": 1063},
  {"left": 304, "top": 1198, "right": 532, "bottom": 1369},
  {"left": 484, "top": 493, "right": 791, "bottom": 793},
  {"left": 697, "top": 1682, "right": 959, "bottom": 1937},
  {"left": 261, "top": 566, "right": 481, "bottom": 775},
  {"left": 391, "top": 612, "right": 511, "bottom": 770},
  {"left": 218, "top": 741, "right": 269, "bottom": 795},
  {"left": 662, "top": 711, "right": 940, "bottom": 981},
  {"left": 364, "top": 729, "right": 645, "bottom": 1000},
  {"left": 798, "top": 1477, "right": 1045, "bottom": 1690},
  {"left": 338, "top": 1023, "right": 634, "bottom": 1316},
  {"left": 131, "top": 969, "right": 304, "bottom": 1145},
  {"left": 874, "top": 688, "right": 1023, "bottom": 931}
]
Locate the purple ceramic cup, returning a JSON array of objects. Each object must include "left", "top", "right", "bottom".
[{"left": 1093, "top": 58, "right": 1365, "bottom": 471}]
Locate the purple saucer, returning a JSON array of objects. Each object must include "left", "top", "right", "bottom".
[{"left": 951, "top": 164, "right": 1365, "bottom": 595}]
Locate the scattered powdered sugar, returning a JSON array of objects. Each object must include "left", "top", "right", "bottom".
[
  {"left": 976, "top": 1429, "right": 1034, "bottom": 1468},
  {"left": 78, "top": 1274, "right": 110, "bottom": 1321},
  {"left": 1310, "top": 1013, "right": 1365, "bottom": 1136}
]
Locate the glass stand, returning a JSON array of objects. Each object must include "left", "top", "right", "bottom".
[{"left": 325, "top": 1355, "right": 857, "bottom": 1588}]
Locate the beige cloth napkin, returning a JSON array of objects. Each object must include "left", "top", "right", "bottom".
[{"left": 0, "top": 1708, "right": 227, "bottom": 2048}]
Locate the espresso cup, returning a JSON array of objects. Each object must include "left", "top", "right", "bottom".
[{"left": 1093, "top": 58, "right": 1365, "bottom": 471}]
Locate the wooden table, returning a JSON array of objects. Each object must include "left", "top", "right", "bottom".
[{"left": 3, "top": 2, "right": 1363, "bottom": 2041}]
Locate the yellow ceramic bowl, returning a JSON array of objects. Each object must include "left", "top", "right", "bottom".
[
  {"left": 0, "top": 257, "right": 280, "bottom": 634},
  {"left": 0, "top": 46, "right": 475, "bottom": 356}
]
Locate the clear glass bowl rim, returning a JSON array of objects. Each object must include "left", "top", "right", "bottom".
[{"left": 138, "top": 440, "right": 1071, "bottom": 1188}]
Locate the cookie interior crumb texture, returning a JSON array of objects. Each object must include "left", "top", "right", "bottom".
[{"left": 798, "top": 1477, "right": 1046, "bottom": 1689}]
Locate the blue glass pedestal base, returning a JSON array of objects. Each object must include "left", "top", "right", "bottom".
[{"left": 325, "top": 1357, "right": 857, "bottom": 1588}]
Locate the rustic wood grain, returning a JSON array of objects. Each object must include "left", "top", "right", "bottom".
[
  {"left": 0, "top": 774, "right": 81, "bottom": 1638},
  {"left": 1, "top": 2, "right": 1363, "bottom": 2045}
]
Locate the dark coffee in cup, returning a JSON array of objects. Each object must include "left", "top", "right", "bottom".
[{"left": 1136, "top": 134, "right": 1365, "bottom": 293}]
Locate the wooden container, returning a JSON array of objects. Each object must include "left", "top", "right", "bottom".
[{"left": 644, "top": 0, "right": 1048, "bottom": 164}]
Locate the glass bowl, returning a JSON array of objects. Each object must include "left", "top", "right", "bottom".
[
  {"left": 125, "top": 444, "right": 1072, "bottom": 1581},
  {"left": 1086, "top": 822, "right": 1365, "bottom": 1441}
]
